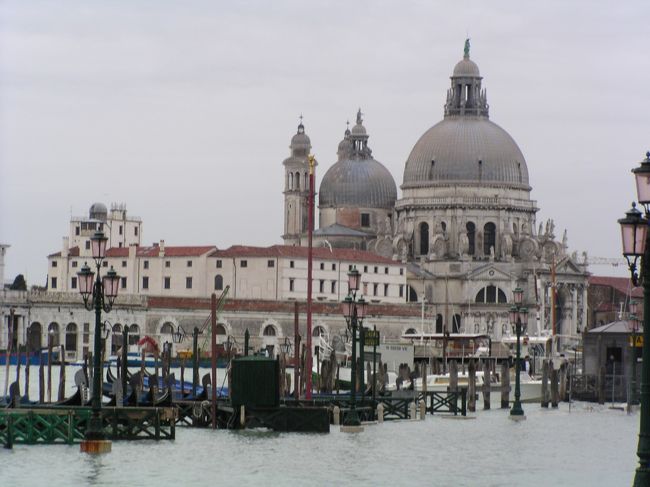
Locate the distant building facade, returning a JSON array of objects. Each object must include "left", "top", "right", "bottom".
[{"left": 284, "top": 42, "right": 590, "bottom": 348}]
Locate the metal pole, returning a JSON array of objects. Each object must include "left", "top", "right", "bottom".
[
  {"left": 293, "top": 303, "right": 300, "bottom": 400},
  {"left": 121, "top": 327, "right": 128, "bottom": 400},
  {"left": 88, "top": 269, "right": 104, "bottom": 438},
  {"left": 632, "top": 324, "right": 639, "bottom": 406},
  {"left": 192, "top": 328, "right": 199, "bottom": 397},
  {"left": 211, "top": 293, "right": 217, "bottom": 429},
  {"left": 360, "top": 325, "right": 365, "bottom": 405},
  {"left": 343, "top": 306, "right": 360, "bottom": 426},
  {"left": 510, "top": 317, "right": 524, "bottom": 417},
  {"left": 3, "top": 308, "right": 14, "bottom": 398},
  {"left": 634, "top": 237, "right": 650, "bottom": 485},
  {"left": 305, "top": 156, "right": 315, "bottom": 400},
  {"left": 372, "top": 325, "right": 377, "bottom": 405}
]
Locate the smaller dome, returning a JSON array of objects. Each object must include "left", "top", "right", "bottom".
[
  {"left": 89, "top": 202, "right": 107, "bottom": 221},
  {"left": 337, "top": 137, "right": 352, "bottom": 160},
  {"left": 291, "top": 122, "right": 311, "bottom": 147},
  {"left": 453, "top": 58, "right": 480, "bottom": 77}
]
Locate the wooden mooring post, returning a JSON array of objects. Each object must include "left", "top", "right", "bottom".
[
  {"left": 597, "top": 364, "right": 606, "bottom": 405},
  {"left": 449, "top": 360, "right": 458, "bottom": 393},
  {"left": 57, "top": 345, "right": 66, "bottom": 402},
  {"left": 551, "top": 365, "right": 559, "bottom": 408},
  {"left": 47, "top": 333, "right": 53, "bottom": 403},
  {"left": 24, "top": 347, "right": 30, "bottom": 401},
  {"left": 541, "top": 359, "right": 549, "bottom": 408},
  {"left": 468, "top": 359, "right": 476, "bottom": 413},
  {"left": 483, "top": 360, "right": 491, "bottom": 410},
  {"left": 559, "top": 360, "right": 567, "bottom": 401},
  {"left": 501, "top": 361, "right": 510, "bottom": 408}
]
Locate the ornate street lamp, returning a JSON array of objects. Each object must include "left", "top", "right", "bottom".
[
  {"left": 629, "top": 300, "right": 640, "bottom": 407},
  {"left": 341, "top": 266, "right": 368, "bottom": 430},
  {"left": 619, "top": 151, "right": 650, "bottom": 486},
  {"left": 77, "top": 231, "right": 119, "bottom": 453},
  {"left": 509, "top": 287, "right": 528, "bottom": 420}
]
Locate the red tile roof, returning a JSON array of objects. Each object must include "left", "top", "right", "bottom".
[
  {"left": 138, "top": 245, "right": 216, "bottom": 257},
  {"left": 106, "top": 248, "right": 131, "bottom": 257},
  {"left": 104, "top": 245, "right": 217, "bottom": 258},
  {"left": 589, "top": 275, "right": 642, "bottom": 298},
  {"left": 48, "top": 246, "right": 80, "bottom": 258},
  {"left": 212, "top": 245, "right": 399, "bottom": 265}
]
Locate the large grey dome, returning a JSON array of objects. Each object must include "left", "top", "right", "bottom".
[
  {"left": 320, "top": 157, "right": 397, "bottom": 209},
  {"left": 402, "top": 117, "right": 529, "bottom": 188},
  {"left": 403, "top": 43, "right": 529, "bottom": 189}
]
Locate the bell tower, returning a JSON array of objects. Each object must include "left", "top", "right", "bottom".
[{"left": 282, "top": 118, "right": 314, "bottom": 245}]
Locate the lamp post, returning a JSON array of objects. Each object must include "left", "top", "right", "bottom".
[
  {"left": 618, "top": 151, "right": 650, "bottom": 485},
  {"left": 630, "top": 300, "right": 639, "bottom": 406},
  {"left": 509, "top": 287, "right": 528, "bottom": 420},
  {"left": 341, "top": 266, "right": 367, "bottom": 430},
  {"left": 77, "top": 231, "right": 120, "bottom": 453}
]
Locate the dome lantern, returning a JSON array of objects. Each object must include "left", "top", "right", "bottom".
[{"left": 445, "top": 39, "right": 489, "bottom": 118}]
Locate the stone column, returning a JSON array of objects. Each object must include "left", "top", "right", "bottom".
[{"left": 571, "top": 285, "right": 578, "bottom": 338}]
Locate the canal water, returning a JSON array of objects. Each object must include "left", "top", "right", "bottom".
[{"left": 0, "top": 366, "right": 640, "bottom": 486}]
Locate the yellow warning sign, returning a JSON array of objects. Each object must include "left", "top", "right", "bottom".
[{"left": 629, "top": 335, "right": 644, "bottom": 347}]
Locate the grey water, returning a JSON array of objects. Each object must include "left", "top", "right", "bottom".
[{"left": 0, "top": 366, "right": 640, "bottom": 486}]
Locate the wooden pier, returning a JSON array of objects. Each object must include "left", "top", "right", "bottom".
[{"left": 0, "top": 406, "right": 175, "bottom": 449}]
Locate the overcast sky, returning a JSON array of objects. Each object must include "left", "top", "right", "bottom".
[{"left": 1, "top": 0, "right": 649, "bottom": 286}]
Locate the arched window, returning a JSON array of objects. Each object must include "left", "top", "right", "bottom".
[
  {"left": 48, "top": 322, "right": 60, "bottom": 346},
  {"left": 435, "top": 314, "right": 443, "bottom": 334},
  {"left": 405, "top": 328, "right": 417, "bottom": 335},
  {"left": 28, "top": 322, "right": 42, "bottom": 351},
  {"left": 295, "top": 172, "right": 300, "bottom": 190},
  {"left": 466, "top": 222, "right": 476, "bottom": 255},
  {"left": 289, "top": 172, "right": 293, "bottom": 190},
  {"left": 475, "top": 285, "right": 508, "bottom": 304},
  {"left": 313, "top": 326, "right": 326, "bottom": 337},
  {"left": 128, "top": 324, "right": 140, "bottom": 346},
  {"left": 215, "top": 275, "right": 223, "bottom": 291},
  {"left": 419, "top": 222, "right": 429, "bottom": 255},
  {"left": 263, "top": 325, "right": 277, "bottom": 336},
  {"left": 215, "top": 323, "right": 226, "bottom": 335},
  {"left": 304, "top": 172, "right": 309, "bottom": 191},
  {"left": 65, "top": 323, "right": 77, "bottom": 353},
  {"left": 452, "top": 314, "right": 461, "bottom": 334},
  {"left": 161, "top": 322, "right": 174, "bottom": 334},
  {"left": 497, "top": 288, "right": 507, "bottom": 303},
  {"left": 484, "top": 222, "right": 496, "bottom": 256},
  {"left": 408, "top": 286, "right": 418, "bottom": 303}
]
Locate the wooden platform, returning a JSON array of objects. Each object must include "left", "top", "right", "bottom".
[{"left": 0, "top": 406, "right": 175, "bottom": 448}]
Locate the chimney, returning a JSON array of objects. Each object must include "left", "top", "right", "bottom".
[
  {"left": 159, "top": 239, "right": 165, "bottom": 257},
  {"left": 62, "top": 237, "right": 69, "bottom": 258}
]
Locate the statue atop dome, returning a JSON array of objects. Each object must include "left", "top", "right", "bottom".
[{"left": 464, "top": 38, "right": 470, "bottom": 59}]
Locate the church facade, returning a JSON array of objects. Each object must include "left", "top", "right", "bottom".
[{"left": 283, "top": 42, "right": 589, "bottom": 349}]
